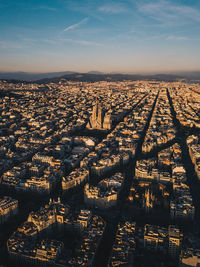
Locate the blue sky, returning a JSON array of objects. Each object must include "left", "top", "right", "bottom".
[{"left": 0, "top": 0, "right": 200, "bottom": 73}]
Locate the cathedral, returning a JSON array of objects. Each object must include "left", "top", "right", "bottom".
[{"left": 86, "top": 100, "right": 112, "bottom": 130}]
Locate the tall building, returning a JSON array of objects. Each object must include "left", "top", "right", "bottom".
[
  {"left": 96, "top": 101, "right": 103, "bottom": 128},
  {"left": 87, "top": 100, "right": 112, "bottom": 130},
  {"left": 91, "top": 99, "right": 98, "bottom": 126},
  {"left": 103, "top": 112, "right": 112, "bottom": 130}
]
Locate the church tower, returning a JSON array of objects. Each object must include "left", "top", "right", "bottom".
[
  {"left": 97, "top": 102, "right": 103, "bottom": 128},
  {"left": 91, "top": 99, "right": 98, "bottom": 127}
]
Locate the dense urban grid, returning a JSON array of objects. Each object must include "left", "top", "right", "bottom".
[{"left": 0, "top": 79, "right": 200, "bottom": 267}]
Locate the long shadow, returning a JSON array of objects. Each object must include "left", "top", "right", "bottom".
[
  {"left": 91, "top": 91, "right": 160, "bottom": 267},
  {"left": 188, "top": 87, "right": 200, "bottom": 96},
  {"left": 139, "top": 137, "right": 177, "bottom": 160},
  {"left": 167, "top": 88, "right": 200, "bottom": 229}
]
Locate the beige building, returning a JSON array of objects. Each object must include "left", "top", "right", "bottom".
[{"left": 86, "top": 100, "right": 112, "bottom": 130}]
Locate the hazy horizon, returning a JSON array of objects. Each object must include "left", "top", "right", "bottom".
[{"left": 1, "top": 69, "right": 200, "bottom": 75}]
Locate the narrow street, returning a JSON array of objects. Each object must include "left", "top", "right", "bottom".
[{"left": 92, "top": 91, "right": 160, "bottom": 267}]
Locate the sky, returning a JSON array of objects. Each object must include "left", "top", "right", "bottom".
[{"left": 0, "top": 0, "right": 200, "bottom": 73}]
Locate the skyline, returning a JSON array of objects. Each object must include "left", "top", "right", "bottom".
[{"left": 1, "top": 0, "right": 200, "bottom": 73}]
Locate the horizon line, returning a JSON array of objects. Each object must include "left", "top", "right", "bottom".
[{"left": 1, "top": 70, "right": 200, "bottom": 75}]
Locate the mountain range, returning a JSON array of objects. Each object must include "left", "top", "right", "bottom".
[
  {"left": 0, "top": 71, "right": 75, "bottom": 81},
  {"left": 0, "top": 71, "right": 200, "bottom": 82}
]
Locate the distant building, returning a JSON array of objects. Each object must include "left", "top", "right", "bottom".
[
  {"left": 168, "top": 226, "right": 181, "bottom": 258},
  {"left": 77, "top": 209, "right": 92, "bottom": 228},
  {"left": 35, "top": 239, "right": 64, "bottom": 263},
  {"left": 0, "top": 196, "right": 18, "bottom": 224},
  {"left": 84, "top": 173, "right": 123, "bottom": 209},
  {"left": 144, "top": 224, "right": 168, "bottom": 252},
  {"left": 62, "top": 168, "right": 89, "bottom": 192}
]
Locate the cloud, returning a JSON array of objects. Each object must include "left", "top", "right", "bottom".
[
  {"left": 165, "top": 35, "right": 200, "bottom": 41},
  {"left": 64, "top": 18, "right": 88, "bottom": 32},
  {"left": 0, "top": 40, "right": 29, "bottom": 49},
  {"left": 166, "top": 35, "right": 188, "bottom": 41},
  {"left": 65, "top": 1, "right": 105, "bottom": 22},
  {"left": 99, "top": 2, "right": 128, "bottom": 14},
  {"left": 43, "top": 38, "right": 103, "bottom": 47},
  {"left": 59, "top": 38, "right": 103, "bottom": 46},
  {"left": 43, "top": 39, "right": 58, "bottom": 45},
  {"left": 138, "top": 0, "right": 200, "bottom": 25},
  {"left": 25, "top": 5, "right": 57, "bottom": 11}
]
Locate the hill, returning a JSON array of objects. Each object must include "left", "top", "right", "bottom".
[{"left": 36, "top": 73, "right": 184, "bottom": 84}]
